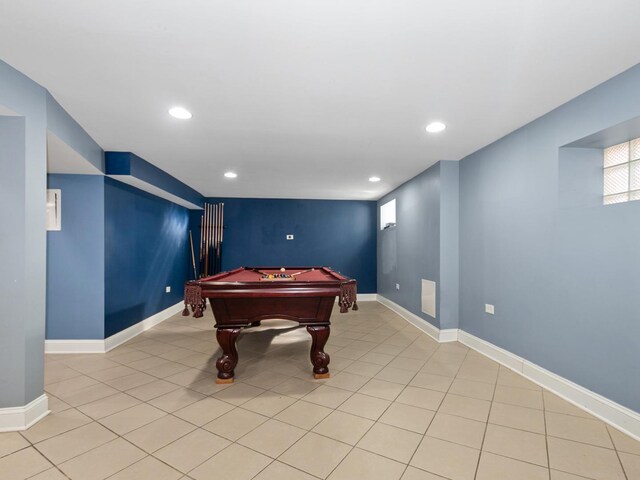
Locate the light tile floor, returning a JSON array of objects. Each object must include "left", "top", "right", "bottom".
[{"left": 1, "top": 302, "right": 639, "bottom": 480}]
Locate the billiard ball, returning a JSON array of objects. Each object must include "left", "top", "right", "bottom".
[{"left": 280, "top": 268, "right": 285, "bottom": 272}]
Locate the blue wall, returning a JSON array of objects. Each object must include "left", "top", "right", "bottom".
[
  {"left": 47, "top": 175, "right": 105, "bottom": 339},
  {"left": 438, "top": 161, "right": 460, "bottom": 330},
  {"left": 191, "top": 198, "right": 377, "bottom": 293},
  {"left": 0, "top": 115, "right": 31, "bottom": 406},
  {"left": 46, "top": 93, "right": 104, "bottom": 172},
  {"left": 104, "top": 178, "right": 191, "bottom": 337},
  {"left": 377, "top": 162, "right": 442, "bottom": 327},
  {"left": 459, "top": 65, "right": 640, "bottom": 412},
  {"left": 0, "top": 60, "right": 48, "bottom": 407},
  {"left": 105, "top": 152, "right": 204, "bottom": 208},
  {"left": 376, "top": 65, "right": 640, "bottom": 413}
]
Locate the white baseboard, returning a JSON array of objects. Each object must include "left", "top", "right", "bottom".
[
  {"left": 373, "top": 296, "right": 640, "bottom": 440},
  {"left": 356, "top": 293, "right": 378, "bottom": 302},
  {"left": 334, "top": 293, "right": 378, "bottom": 304},
  {"left": 457, "top": 330, "right": 640, "bottom": 441},
  {"left": 377, "top": 295, "right": 457, "bottom": 343},
  {"left": 45, "top": 301, "right": 184, "bottom": 354},
  {"left": 44, "top": 340, "right": 106, "bottom": 354},
  {"left": 0, "top": 394, "right": 50, "bottom": 432},
  {"left": 104, "top": 301, "right": 184, "bottom": 352},
  {"left": 439, "top": 328, "right": 459, "bottom": 342}
]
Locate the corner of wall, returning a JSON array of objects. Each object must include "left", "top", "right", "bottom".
[{"left": 438, "top": 161, "right": 460, "bottom": 331}]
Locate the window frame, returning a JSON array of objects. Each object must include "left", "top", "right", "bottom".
[
  {"left": 380, "top": 199, "right": 396, "bottom": 230},
  {"left": 603, "top": 138, "right": 640, "bottom": 205}
]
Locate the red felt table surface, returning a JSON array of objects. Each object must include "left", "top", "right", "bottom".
[{"left": 201, "top": 267, "right": 345, "bottom": 283}]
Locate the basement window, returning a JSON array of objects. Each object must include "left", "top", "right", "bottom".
[
  {"left": 380, "top": 199, "right": 396, "bottom": 230},
  {"left": 603, "top": 138, "right": 640, "bottom": 205}
]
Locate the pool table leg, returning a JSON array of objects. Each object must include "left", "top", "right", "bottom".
[
  {"left": 307, "top": 325, "right": 331, "bottom": 379},
  {"left": 215, "top": 327, "right": 241, "bottom": 384}
]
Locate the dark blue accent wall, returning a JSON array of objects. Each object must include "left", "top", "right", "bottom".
[
  {"left": 104, "top": 177, "right": 191, "bottom": 337},
  {"left": 47, "top": 175, "right": 105, "bottom": 339},
  {"left": 105, "top": 152, "right": 204, "bottom": 208},
  {"left": 191, "top": 198, "right": 377, "bottom": 293}
]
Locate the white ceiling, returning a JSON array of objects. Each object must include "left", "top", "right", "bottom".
[{"left": 2, "top": 1, "right": 640, "bottom": 200}]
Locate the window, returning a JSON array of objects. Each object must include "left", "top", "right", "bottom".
[
  {"left": 380, "top": 199, "right": 396, "bottom": 230},
  {"left": 603, "top": 138, "right": 640, "bottom": 205}
]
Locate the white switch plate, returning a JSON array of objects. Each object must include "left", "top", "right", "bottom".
[
  {"left": 286, "top": 234, "right": 294, "bottom": 240},
  {"left": 46, "top": 189, "right": 62, "bottom": 231},
  {"left": 396, "top": 283, "right": 400, "bottom": 290},
  {"left": 485, "top": 304, "right": 495, "bottom": 314},
  {"left": 166, "top": 286, "right": 171, "bottom": 293}
]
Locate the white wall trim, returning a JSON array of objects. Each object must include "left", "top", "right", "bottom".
[
  {"left": 356, "top": 293, "right": 378, "bottom": 302},
  {"left": 104, "top": 301, "right": 184, "bottom": 352},
  {"left": 457, "top": 330, "right": 640, "bottom": 441},
  {"left": 45, "top": 340, "right": 106, "bottom": 354},
  {"left": 373, "top": 297, "right": 640, "bottom": 439},
  {"left": 377, "top": 295, "right": 457, "bottom": 342},
  {"left": 439, "top": 328, "right": 459, "bottom": 342},
  {"left": 0, "top": 394, "right": 50, "bottom": 432},
  {"left": 45, "top": 301, "right": 184, "bottom": 354}
]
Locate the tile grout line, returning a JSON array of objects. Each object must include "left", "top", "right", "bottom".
[
  {"left": 542, "top": 389, "right": 552, "bottom": 480},
  {"left": 244, "top": 329, "right": 436, "bottom": 479},
  {"left": 471, "top": 347, "right": 498, "bottom": 480},
  {"left": 14, "top": 305, "right": 638, "bottom": 480},
  {"left": 606, "top": 423, "right": 630, "bottom": 480},
  {"left": 387, "top": 342, "right": 450, "bottom": 479}
]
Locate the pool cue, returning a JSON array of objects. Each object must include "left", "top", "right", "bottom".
[
  {"left": 218, "top": 203, "right": 223, "bottom": 272},
  {"left": 211, "top": 203, "right": 218, "bottom": 275},
  {"left": 202, "top": 204, "right": 207, "bottom": 277},
  {"left": 204, "top": 203, "right": 210, "bottom": 277},
  {"left": 214, "top": 203, "right": 217, "bottom": 273},
  {"left": 219, "top": 203, "right": 224, "bottom": 273},
  {"left": 252, "top": 268, "right": 271, "bottom": 276},
  {"left": 213, "top": 203, "right": 219, "bottom": 274},
  {"left": 203, "top": 206, "right": 209, "bottom": 277},
  {"left": 198, "top": 213, "right": 203, "bottom": 277},
  {"left": 291, "top": 268, "right": 315, "bottom": 277},
  {"left": 208, "top": 202, "right": 213, "bottom": 276},
  {"left": 214, "top": 203, "right": 219, "bottom": 273},
  {"left": 210, "top": 202, "right": 215, "bottom": 275},
  {"left": 189, "top": 229, "right": 197, "bottom": 279},
  {"left": 212, "top": 203, "right": 217, "bottom": 274}
]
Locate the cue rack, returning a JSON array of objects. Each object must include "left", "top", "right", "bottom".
[{"left": 199, "top": 202, "right": 224, "bottom": 277}]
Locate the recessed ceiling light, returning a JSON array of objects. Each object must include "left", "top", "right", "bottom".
[
  {"left": 168, "top": 106, "right": 192, "bottom": 119},
  {"left": 224, "top": 171, "right": 237, "bottom": 178},
  {"left": 369, "top": 176, "right": 381, "bottom": 182},
  {"left": 425, "top": 121, "right": 446, "bottom": 133}
]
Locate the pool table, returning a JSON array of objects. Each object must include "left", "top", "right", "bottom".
[{"left": 183, "top": 267, "right": 358, "bottom": 383}]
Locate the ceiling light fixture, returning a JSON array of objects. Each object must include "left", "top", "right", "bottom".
[
  {"left": 369, "top": 176, "right": 381, "bottom": 182},
  {"left": 168, "top": 106, "right": 192, "bottom": 119},
  {"left": 224, "top": 171, "right": 237, "bottom": 178},
  {"left": 425, "top": 121, "right": 446, "bottom": 133}
]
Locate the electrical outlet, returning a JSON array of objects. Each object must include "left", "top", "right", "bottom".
[
  {"left": 165, "top": 286, "right": 171, "bottom": 293},
  {"left": 396, "top": 283, "right": 400, "bottom": 290},
  {"left": 485, "top": 304, "right": 495, "bottom": 315},
  {"left": 286, "top": 234, "right": 294, "bottom": 240}
]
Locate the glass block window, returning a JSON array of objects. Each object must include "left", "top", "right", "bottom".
[
  {"left": 603, "top": 138, "right": 640, "bottom": 205},
  {"left": 380, "top": 199, "right": 396, "bottom": 230}
]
